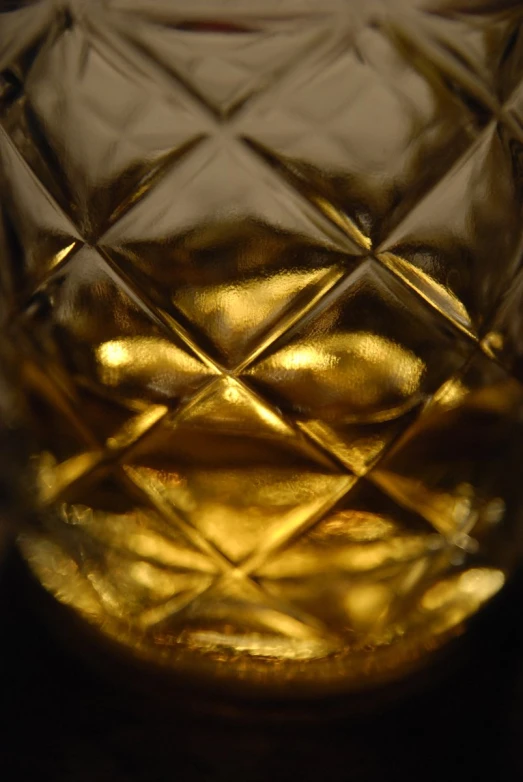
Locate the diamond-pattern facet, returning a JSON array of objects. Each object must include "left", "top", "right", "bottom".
[{"left": 3, "top": 0, "right": 523, "bottom": 689}]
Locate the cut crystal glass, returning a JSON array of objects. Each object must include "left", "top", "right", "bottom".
[{"left": 2, "top": 0, "right": 523, "bottom": 693}]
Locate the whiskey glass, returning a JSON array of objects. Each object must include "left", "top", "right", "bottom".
[{"left": 2, "top": 0, "right": 523, "bottom": 696}]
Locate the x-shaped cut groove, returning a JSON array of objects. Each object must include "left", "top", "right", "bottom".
[
  {"left": 25, "top": 347, "right": 337, "bottom": 637},
  {"left": 103, "top": 2, "right": 337, "bottom": 125},
  {"left": 92, "top": 244, "right": 357, "bottom": 474},
  {"left": 22, "top": 311, "right": 355, "bottom": 637},
  {"left": 123, "top": 463, "right": 340, "bottom": 638}
]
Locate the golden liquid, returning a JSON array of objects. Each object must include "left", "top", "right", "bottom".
[{"left": 2, "top": 0, "right": 523, "bottom": 692}]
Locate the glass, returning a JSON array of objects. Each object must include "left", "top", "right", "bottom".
[{"left": 1, "top": 0, "right": 523, "bottom": 695}]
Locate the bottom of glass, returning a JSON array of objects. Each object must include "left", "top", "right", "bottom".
[{"left": 18, "top": 530, "right": 505, "bottom": 698}]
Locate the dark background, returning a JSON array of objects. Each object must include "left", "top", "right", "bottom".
[{"left": 1, "top": 548, "right": 523, "bottom": 782}]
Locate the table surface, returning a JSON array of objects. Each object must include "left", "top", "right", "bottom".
[{"left": 1, "top": 548, "right": 523, "bottom": 782}]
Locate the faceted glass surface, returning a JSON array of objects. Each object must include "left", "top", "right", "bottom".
[{"left": 2, "top": 0, "right": 523, "bottom": 692}]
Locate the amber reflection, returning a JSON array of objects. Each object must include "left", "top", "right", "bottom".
[
  {"left": 96, "top": 337, "right": 215, "bottom": 399},
  {"left": 173, "top": 267, "right": 340, "bottom": 364},
  {"left": 249, "top": 332, "right": 425, "bottom": 420},
  {"left": 420, "top": 568, "right": 505, "bottom": 633}
]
